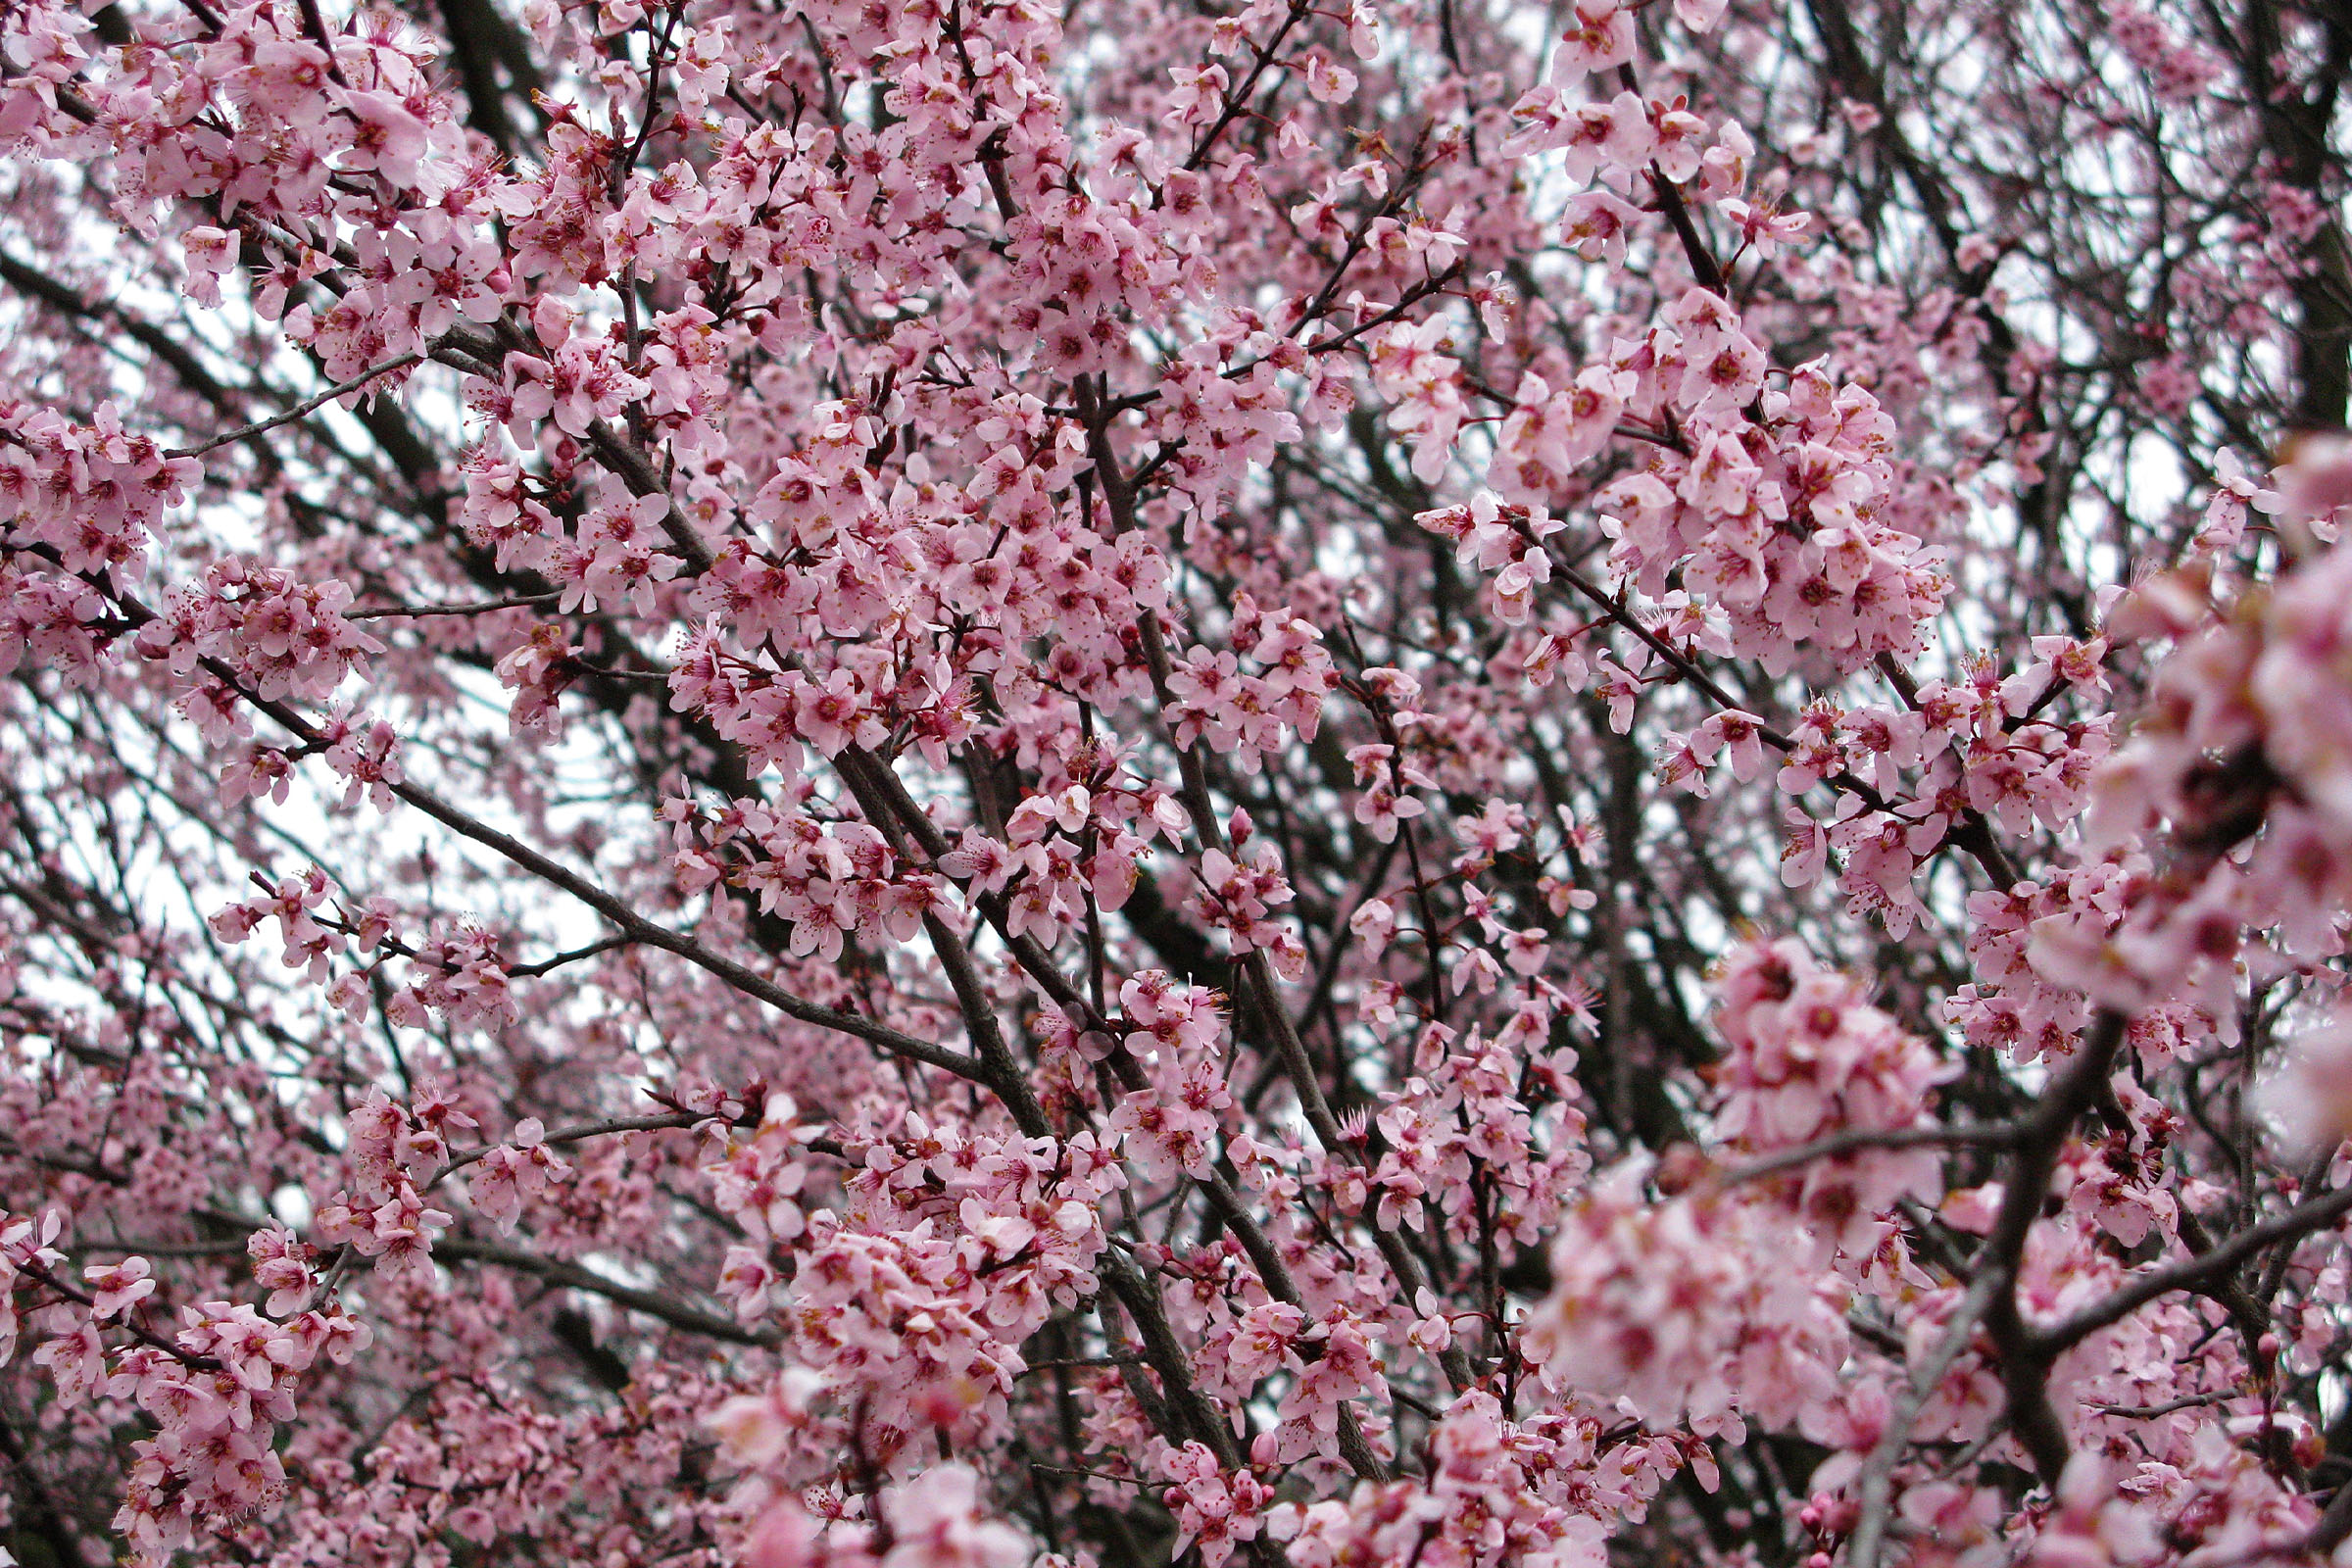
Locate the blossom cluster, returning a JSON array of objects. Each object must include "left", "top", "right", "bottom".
[
  {"left": 1524, "top": 1171, "right": 1850, "bottom": 1427},
  {"left": 1710, "top": 938, "right": 1956, "bottom": 1254},
  {"left": 3, "top": 0, "right": 2349, "bottom": 1562}
]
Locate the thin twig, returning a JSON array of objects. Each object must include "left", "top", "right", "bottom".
[
  {"left": 21, "top": 1260, "right": 222, "bottom": 1371},
  {"left": 168, "top": 352, "right": 421, "bottom": 460},
  {"left": 2084, "top": 1390, "right": 2238, "bottom": 1419},
  {"left": 426, "top": 1110, "right": 706, "bottom": 1191},
  {"left": 1846, "top": 1270, "right": 2001, "bottom": 1568},
  {"left": 348, "top": 593, "right": 563, "bottom": 620},
  {"left": 508, "top": 933, "right": 637, "bottom": 978},
  {"left": 1717, "top": 1121, "right": 2019, "bottom": 1188},
  {"left": 2036, "top": 1178, "right": 2352, "bottom": 1353}
]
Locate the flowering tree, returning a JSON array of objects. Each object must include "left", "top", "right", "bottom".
[{"left": 5, "top": 0, "right": 2352, "bottom": 1562}]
